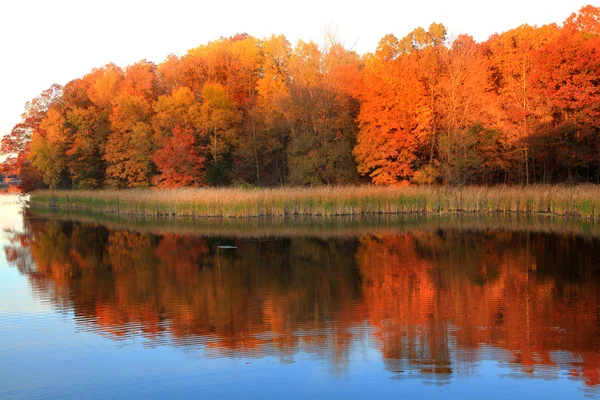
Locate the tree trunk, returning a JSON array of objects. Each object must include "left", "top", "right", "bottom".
[
  {"left": 525, "top": 148, "right": 529, "bottom": 186},
  {"left": 587, "top": 163, "right": 590, "bottom": 182}
]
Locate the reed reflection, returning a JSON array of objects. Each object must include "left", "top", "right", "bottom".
[{"left": 4, "top": 216, "right": 600, "bottom": 387}]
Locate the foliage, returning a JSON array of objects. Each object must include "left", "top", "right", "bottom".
[
  {"left": 4, "top": 6, "right": 600, "bottom": 190},
  {"left": 152, "top": 126, "right": 205, "bottom": 188}
]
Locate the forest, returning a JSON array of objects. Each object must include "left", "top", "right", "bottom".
[{"left": 1, "top": 5, "right": 599, "bottom": 190}]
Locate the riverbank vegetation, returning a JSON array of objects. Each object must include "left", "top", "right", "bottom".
[
  {"left": 30, "top": 185, "right": 600, "bottom": 219},
  {"left": 1, "top": 6, "right": 599, "bottom": 191}
]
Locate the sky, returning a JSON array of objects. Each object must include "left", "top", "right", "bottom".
[{"left": 0, "top": 0, "right": 592, "bottom": 144}]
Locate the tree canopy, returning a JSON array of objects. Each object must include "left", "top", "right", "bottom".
[{"left": 2, "top": 6, "right": 599, "bottom": 190}]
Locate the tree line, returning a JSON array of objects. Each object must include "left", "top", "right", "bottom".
[{"left": 1, "top": 5, "right": 599, "bottom": 190}]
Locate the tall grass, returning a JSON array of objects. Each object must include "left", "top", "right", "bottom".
[{"left": 28, "top": 185, "right": 600, "bottom": 219}]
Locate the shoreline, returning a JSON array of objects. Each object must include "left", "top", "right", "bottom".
[
  {"left": 28, "top": 185, "right": 600, "bottom": 220},
  {"left": 26, "top": 208, "right": 600, "bottom": 239}
]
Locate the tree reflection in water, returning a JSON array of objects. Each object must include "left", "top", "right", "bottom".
[{"left": 4, "top": 215, "right": 600, "bottom": 387}]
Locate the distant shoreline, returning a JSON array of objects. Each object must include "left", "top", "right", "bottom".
[
  {"left": 0, "top": 182, "right": 20, "bottom": 192},
  {"left": 26, "top": 207, "right": 600, "bottom": 240},
  {"left": 29, "top": 185, "right": 600, "bottom": 220}
]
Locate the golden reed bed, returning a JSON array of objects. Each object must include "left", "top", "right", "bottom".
[{"left": 29, "top": 185, "right": 600, "bottom": 219}]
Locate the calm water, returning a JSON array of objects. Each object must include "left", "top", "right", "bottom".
[{"left": 1, "top": 195, "right": 600, "bottom": 399}]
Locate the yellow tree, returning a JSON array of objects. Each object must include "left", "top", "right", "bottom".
[
  {"left": 252, "top": 35, "right": 292, "bottom": 185},
  {"left": 29, "top": 107, "right": 68, "bottom": 188},
  {"left": 286, "top": 38, "right": 361, "bottom": 185},
  {"left": 104, "top": 61, "right": 163, "bottom": 187},
  {"left": 436, "top": 35, "right": 504, "bottom": 185},
  {"left": 227, "top": 35, "right": 268, "bottom": 184},
  {"left": 60, "top": 65, "right": 123, "bottom": 188},
  {"left": 152, "top": 86, "right": 199, "bottom": 145},
  {"left": 195, "top": 82, "right": 240, "bottom": 185}
]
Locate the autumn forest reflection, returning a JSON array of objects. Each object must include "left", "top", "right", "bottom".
[{"left": 4, "top": 215, "right": 600, "bottom": 388}]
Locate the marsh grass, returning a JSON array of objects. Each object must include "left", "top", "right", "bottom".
[{"left": 29, "top": 185, "right": 600, "bottom": 219}]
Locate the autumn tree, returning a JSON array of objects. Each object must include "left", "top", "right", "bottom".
[
  {"left": 7, "top": 8, "right": 600, "bottom": 189},
  {"left": 1, "top": 123, "right": 45, "bottom": 191},
  {"left": 250, "top": 35, "right": 293, "bottom": 185},
  {"left": 217, "top": 35, "right": 266, "bottom": 184},
  {"left": 66, "top": 65, "right": 123, "bottom": 188},
  {"left": 286, "top": 38, "right": 360, "bottom": 186},
  {"left": 152, "top": 87, "right": 199, "bottom": 144},
  {"left": 412, "top": 24, "right": 447, "bottom": 170},
  {"left": 531, "top": 19, "right": 600, "bottom": 182},
  {"left": 29, "top": 107, "right": 69, "bottom": 188},
  {"left": 104, "top": 60, "right": 163, "bottom": 187},
  {"left": 173, "top": 34, "right": 271, "bottom": 185},
  {"left": 1, "top": 84, "right": 63, "bottom": 191},
  {"left": 564, "top": 5, "right": 600, "bottom": 36},
  {"left": 159, "top": 53, "right": 207, "bottom": 95},
  {"left": 152, "top": 126, "right": 205, "bottom": 187},
  {"left": 354, "top": 34, "right": 431, "bottom": 185},
  {"left": 436, "top": 35, "right": 504, "bottom": 185},
  {"left": 196, "top": 82, "right": 240, "bottom": 185},
  {"left": 485, "top": 24, "right": 560, "bottom": 183}
]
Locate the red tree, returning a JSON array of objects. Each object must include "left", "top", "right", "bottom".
[{"left": 152, "top": 126, "right": 205, "bottom": 187}]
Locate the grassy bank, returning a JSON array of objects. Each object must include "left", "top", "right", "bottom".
[{"left": 28, "top": 185, "right": 600, "bottom": 219}]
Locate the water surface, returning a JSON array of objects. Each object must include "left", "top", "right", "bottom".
[{"left": 1, "top": 194, "right": 599, "bottom": 399}]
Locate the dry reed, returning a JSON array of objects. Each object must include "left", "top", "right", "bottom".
[{"left": 28, "top": 184, "right": 600, "bottom": 219}]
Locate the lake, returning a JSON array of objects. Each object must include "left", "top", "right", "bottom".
[{"left": 1, "top": 194, "right": 599, "bottom": 399}]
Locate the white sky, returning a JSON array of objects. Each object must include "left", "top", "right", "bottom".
[{"left": 0, "top": 0, "right": 591, "bottom": 141}]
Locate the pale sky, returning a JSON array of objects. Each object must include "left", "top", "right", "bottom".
[{"left": 0, "top": 0, "right": 592, "bottom": 142}]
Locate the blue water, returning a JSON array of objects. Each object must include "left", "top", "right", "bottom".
[{"left": 1, "top": 195, "right": 598, "bottom": 399}]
